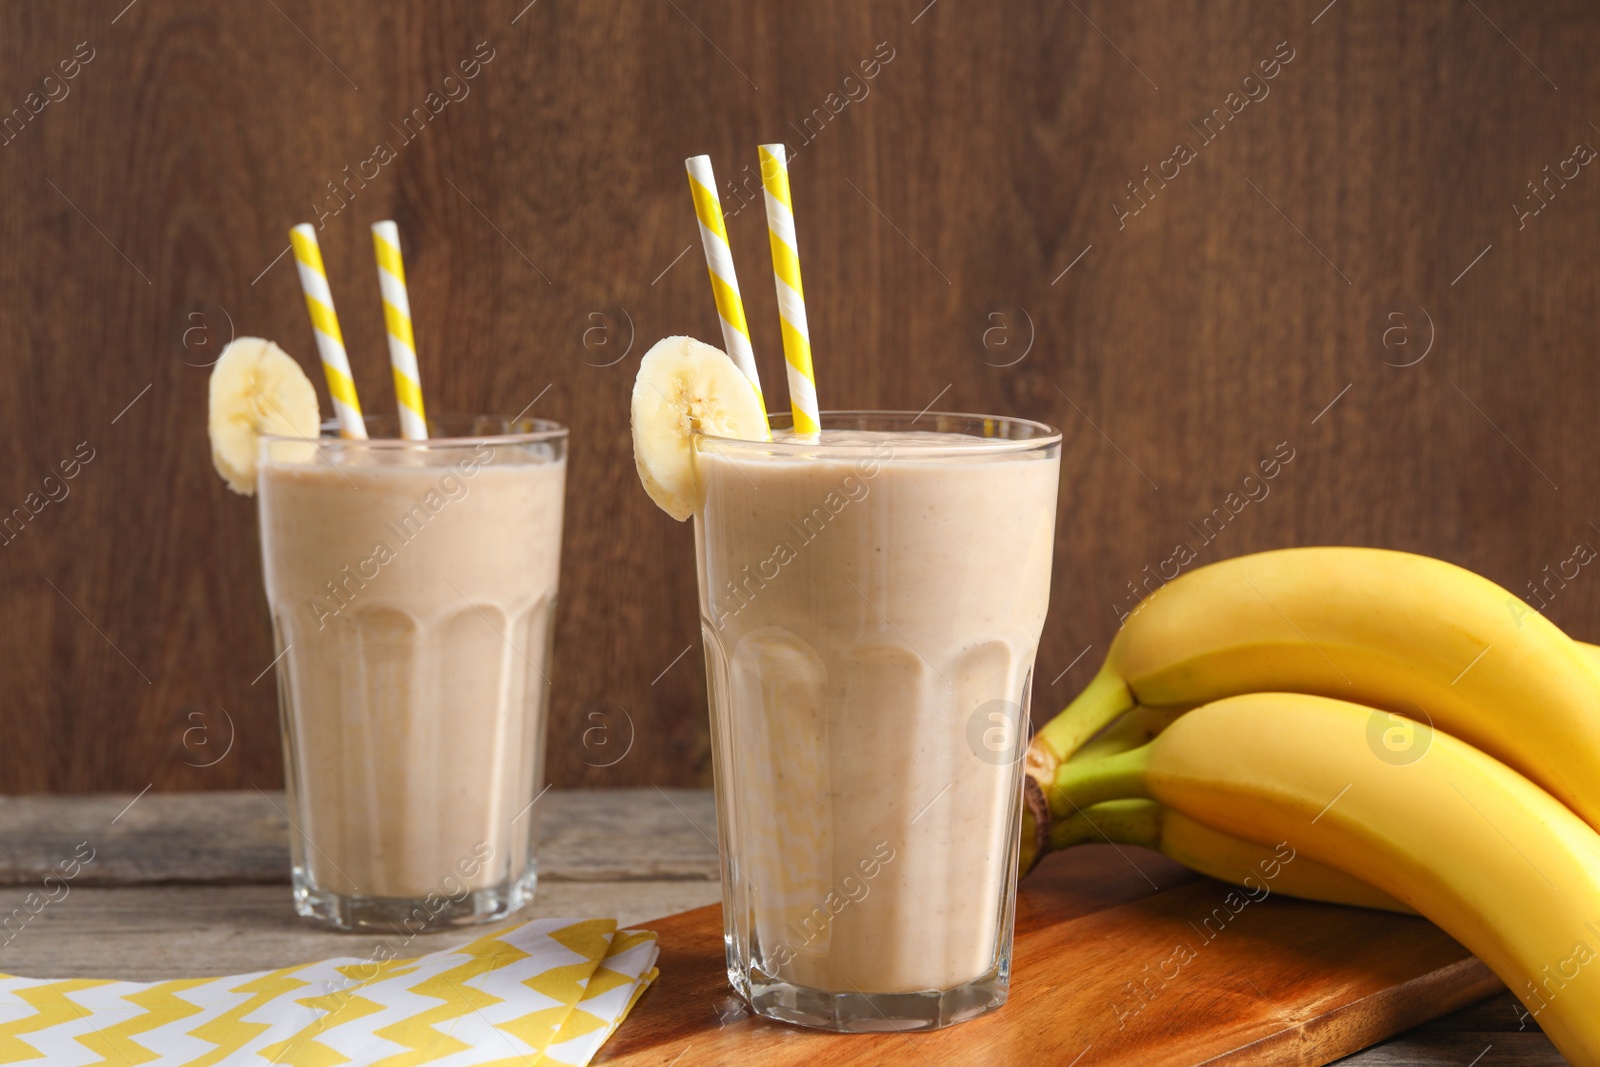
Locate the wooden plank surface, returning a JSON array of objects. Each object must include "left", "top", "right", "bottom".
[
  {"left": 1333, "top": 993, "right": 1562, "bottom": 1066},
  {"left": 2, "top": 2, "right": 1600, "bottom": 794},
  {"left": 0, "top": 788, "right": 720, "bottom": 885},
  {"left": 1335, "top": 1035, "right": 1560, "bottom": 1067}
]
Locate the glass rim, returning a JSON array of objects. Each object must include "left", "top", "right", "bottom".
[
  {"left": 694, "top": 409, "right": 1061, "bottom": 457},
  {"left": 260, "top": 414, "right": 569, "bottom": 449}
]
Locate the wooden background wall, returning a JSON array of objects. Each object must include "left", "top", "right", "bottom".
[{"left": 1, "top": 1, "right": 1596, "bottom": 793}]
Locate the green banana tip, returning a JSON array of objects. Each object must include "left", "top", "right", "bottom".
[
  {"left": 1036, "top": 665, "right": 1136, "bottom": 764},
  {"left": 1050, "top": 798, "right": 1164, "bottom": 853},
  {"left": 1047, "top": 742, "right": 1155, "bottom": 817}
]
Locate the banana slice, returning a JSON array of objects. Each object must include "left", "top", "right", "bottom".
[
  {"left": 208, "top": 337, "right": 321, "bottom": 495},
  {"left": 631, "top": 336, "right": 767, "bottom": 520}
]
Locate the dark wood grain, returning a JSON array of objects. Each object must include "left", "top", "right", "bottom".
[
  {"left": 1334, "top": 991, "right": 1565, "bottom": 1065},
  {"left": 595, "top": 846, "right": 1504, "bottom": 1066},
  {"left": 0, "top": 1, "right": 1597, "bottom": 793},
  {"left": 1335, "top": 1036, "right": 1562, "bottom": 1067}
]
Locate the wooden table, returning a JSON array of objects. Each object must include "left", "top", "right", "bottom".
[{"left": 0, "top": 790, "right": 1563, "bottom": 1065}]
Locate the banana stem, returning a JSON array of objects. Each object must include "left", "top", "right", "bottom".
[
  {"left": 1020, "top": 663, "right": 1136, "bottom": 878},
  {"left": 1034, "top": 665, "right": 1135, "bottom": 767},
  {"left": 1051, "top": 798, "right": 1162, "bottom": 851},
  {"left": 1047, "top": 743, "right": 1153, "bottom": 815}
]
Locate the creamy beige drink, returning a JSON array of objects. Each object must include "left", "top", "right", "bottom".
[
  {"left": 626, "top": 335, "right": 1059, "bottom": 1028},
  {"left": 694, "top": 416, "right": 1060, "bottom": 1021},
  {"left": 257, "top": 418, "right": 566, "bottom": 929}
]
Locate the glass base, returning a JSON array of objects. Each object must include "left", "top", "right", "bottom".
[
  {"left": 735, "top": 963, "right": 1009, "bottom": 1032},
  {"left": 291, "top": 869, "right": 537, "bottom": 933}
]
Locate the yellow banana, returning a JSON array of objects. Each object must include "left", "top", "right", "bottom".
[
  {"left": 1159, "top": 807, "right": 1411, "bottom": 915},
  {"left": 1026, "top": 548, "right": 1600, "bottom": 846},
  {"left": 1044, "top": 795, "right": 1409, "bottom": 913},
  {"left": 1024, "top": 704, "right": 1408, "bottom": 915},
  {"left": 1054, "top": 693, "right": 1600, "bottom": 1065}
]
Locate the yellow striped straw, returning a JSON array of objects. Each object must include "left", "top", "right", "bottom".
[
  {"left": 371, "top": 221, "right": 428, "bottom": 440},
  {"left": 288, "top": 224, "right": 366, "bottom": 439},
  {"left": 685, "top": 154, "right": 769, "bottom": 436},
  {"left": 757, "top": 144, "right": 820, "bottom": 437}
]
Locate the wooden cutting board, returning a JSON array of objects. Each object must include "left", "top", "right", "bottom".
[{"left": 596, "top": 844, "right": 1504, "bottom": 1066}]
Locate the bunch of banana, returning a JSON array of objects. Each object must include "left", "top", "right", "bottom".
[
  {"left": 1027, "top": 547, "right": 1600, "bottom": 833},
  {"left": 1023, "top": 547, "right": 1600, "bottom": 1064}
]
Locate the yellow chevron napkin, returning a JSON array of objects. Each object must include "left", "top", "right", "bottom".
[{"left": 0, "top": 916, "right": 658, "bottom": 1066}]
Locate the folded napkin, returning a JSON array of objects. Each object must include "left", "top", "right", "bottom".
[{"left": 0, "top": 917, "right": 657, "bottom": 1066}]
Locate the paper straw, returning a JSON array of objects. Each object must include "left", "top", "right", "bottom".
[
  {"left": 758, "top": 144, "right": 820, "bottom": 437},
  {"left": 371, "top": 221, "right": 428, "bottom": 440},
  {"left": 289, "top": 224, "right": 367, "bottom": 439},
  {"left": 685, "top": 154, "right": 768, "bottom": 434}
]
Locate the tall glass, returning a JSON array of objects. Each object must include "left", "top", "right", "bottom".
[
  {"left": 693, "top": 410, "right": 1061, "bottom": 1031},
  {"left": 257, "top": 415, "right": 567, "bottom": 932}
]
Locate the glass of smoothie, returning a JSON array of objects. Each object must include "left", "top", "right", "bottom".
[
  {"left": 693, "top": 409, "right": 1061, "bottom": 1031},
  {"left": 256, "top": 414, "right": 567, "bottom": 932}
]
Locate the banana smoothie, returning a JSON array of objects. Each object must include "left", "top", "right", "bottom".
[
  {"left": 695, "top": 419, "right": 1060, "bottom": 1006},
  {"left": 257, "top": 421, "right": 566, "bottom": 927},
  {"left": 629, "top": 336, "right": 1060, "bottom": 1027}
]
